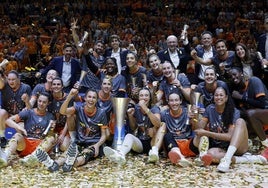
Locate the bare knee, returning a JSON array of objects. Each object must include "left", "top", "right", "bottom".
[
  {"left": 125, "top": 133, "right": 134, "bottom": 140},
  {"left": 235, "top": 118, "right": 247, "bottom": 129},
  {"left": 13, "top": 132, "right": 24, "bottom": 140}
]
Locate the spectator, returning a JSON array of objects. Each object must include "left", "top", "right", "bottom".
[
  {"left": 157, "top": 34, "right": 191, "bottom": 74},
  {"left": 36, "top": 43, "right": 82, "bottom": 93}
]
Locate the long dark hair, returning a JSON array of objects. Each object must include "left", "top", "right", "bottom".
[
  {"left": 216, "top": 87, "right": 235, "bottom": 128},
  {"left": 233, "top": 43, "right": 252, "bottom": 66},
  {"left": 125, "top": 51, "right": 138, "bottom": 72}
]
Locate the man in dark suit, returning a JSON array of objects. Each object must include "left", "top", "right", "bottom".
[
  {"left": 157, "top": 34, "right": 191, "bottom": 74},
  {"left": 104, "top": 34, "right": 128, "bottom": 74},
  {"left": 257, "top": 16, "right": 268, "bottom": 88},
  {"left": 193, "top": 31, "right": 217, "bottom": 84},
  {"left": 37, "top": 43, "right": 82, "bottom": 92}
]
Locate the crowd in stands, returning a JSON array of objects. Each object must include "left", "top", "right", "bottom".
[
  {"left": 0, "top": 0, "right": 266, "bottom": 71},
  {"left": 0, "top": 0, "right": 267, "bottom": 174}
]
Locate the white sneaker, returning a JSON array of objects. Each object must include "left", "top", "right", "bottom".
[
  {"left": 103, "top": 146, "right": 126, "bottom": 165},
  {"left": 0, "top": 148, "right": 7, "bottom": 168},
  {"left": 148, "top": 149, "right": 159, "bottom": 163},
  {"left": 261, "top": 139, "right": 268, "bottom": 147},
  {"left": 194, "top": 157, "right": 203, "bottom": 167},
  {"left": 19, "top": 154, "right": 39, "bottom": 167},
  {"left": 199, "top": 136, "right": 209, "bottom": 157},
  {"left": 243, "top": 153, "right": 267, "bottom": 164},
  {"left": 178, "top": 158, "right": 192, "bottom": 167},
  {"left": 217, "top": 157, "right": 231, "bottom": 173}
]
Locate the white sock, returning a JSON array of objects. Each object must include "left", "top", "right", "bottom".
[
  {"left": 120, "top": 134, "right": 143, "bottom": 155},
  {"left": 234, "top": 156, "right": 249, "bottom": 163},
  {"left": 4, "top": 149, "right": 11, "bottom": 158},
  {"left": 224, "top": 145, "right": 237, "bottom": 161},
  {"left": 120, "top": 137, "right": 133, "bottom": 156},
  {"left": 69, "top": 131, "right": 77, "bottom": 142},
  {"left": 171, "top": 147, "right": 185, "bottom": 159},
  {"left": 151, "top": 146, "right": 158, "bottom": 152}
]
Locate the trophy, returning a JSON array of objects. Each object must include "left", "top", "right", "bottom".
[
  {"left": 193, "top": 92, "right": 201, "bottom": 114},
  {"left": 141, "top": 73, "right": 148, "bottom": 87},
  {"left": 77, "top": 31, "right": 89, "bottom": 48},
  {"left": 199, "top": 95, "right": 204, "bottom": 109},
  {"left": 131, "top": 76, "right": 137, "bottom": 87},
  {"left": 180, "top": 24, "right": 189, "bottom": 41},
  {"left": 54, "top": 133, "right": 60, "bottom": 156},
  {"left": 175, "top": 69, "right": 180, "bottom": 79},
  {"left": 112, "top": 97, "right": 130, "bottom": 150},
  {"left": 185, "top": 104, "right": 192, "bottom": 125},
  {"left": 42, "top": 120, "right": 56, "bottom": 137},
  {"left": 74, "top": 69, "right": 87, "bottom": 89},
  {"left": 256, "top": 51, "right": 267, "bottom": 69},
  {"left": 0, "top": 59, "right": 9, "bottom": 68}
]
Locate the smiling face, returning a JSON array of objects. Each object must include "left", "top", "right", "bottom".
[
  {"left": 105, "top": 58, "right": 117, "bottom": 75},
  {"left": 235, "top": 45, "right": 246, "bottom": 60},
  {"left": 111, "top": 38, "right": 120, "bottom": 50},
  {"left": 204, "top": 68, "right": 217, "bottom": 84},
  {"left": 167, "top": 35, "right": 178, "bottom": 52},
  {"left": 201, "top": 33, "right": 213, "bottom": 48},
  {"left": 84, "top": 90, "right": 98, "bottom": 109},
  {"left": 46, "top": 70, "right": 58, "bottom": 82},
  {"left": 168, "top": 93, "right": 182, "bottom": 111},
  {"left": 101, "top": 78, "right": 112, "bottom": 94},
  {"left": 138, "top": 88, "right": 151, "bottom": 106},
  {"left": 162, "top": 61, "right": 174, "bottom": 78},
  {"left": 63, "top": 46, "right": 73, "bottom": 61},
  {"left": 214, "top": 87, "right": 228, "bottom": 107},
  {"left": 51, "top": 78, "right": 63, "bottom": 93},
  {"left": 94, "top": 42, "right": 104, "bottom": 55},
  {"left": 37, "top": 94, "right": 49, "bottom": 112},
  {"left": 229, "top": 68, "right": 243, "bottom": 85},
  {"left": 149, "top": 55, "right": 161, "bottom": 70},
  {"left": 215, "top": 41, "right": 227, "bottom": 57},
  {"left": 126, "top": 52, "right": 137, "bottom": 68}
]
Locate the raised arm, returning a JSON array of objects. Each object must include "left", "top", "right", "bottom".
[
  {"left": 70, "top": 18, "right": 80, "bottom": 47},
  {"left": 60, "top": 88, "right": 78, "bottom": 115},
  {"left": 138, "top": 100, "right": 161, "bottom": 128}
]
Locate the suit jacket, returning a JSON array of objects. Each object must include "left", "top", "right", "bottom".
[
  {"left": 257, "top": 33, "right": 268, "bottom": 88},
  {"left": 194, "top": 45, "right": 217, "bottom": 76},
  {"left": 257, "top": 33, "right": 267, "bottom": 58},
  {"left": 104, "top": 48, "right": 128, "bottom": 67},
  {"left": 41, "top": 56, "right": 81, "bottom": 87},
  {"left": 157, "top": 43, "right": 191, "bottom": 73}
]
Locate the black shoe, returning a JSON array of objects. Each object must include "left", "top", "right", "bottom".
[
  {"left": 0, "top": 137, "right": 7, "bottom": 148},
  {"left": 84, "top": 147, "right": 95, "bottom": 163},
  {"left": 62, "top": 142, "right": 78, "bottom": 172}
]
